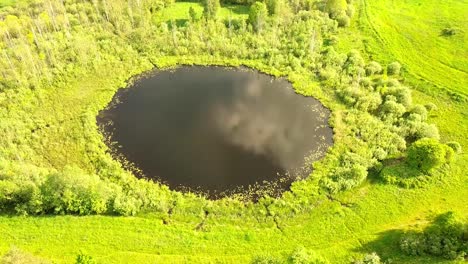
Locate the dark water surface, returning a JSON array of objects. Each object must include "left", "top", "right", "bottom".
[{"left": 98, "top": 66, "right": 333, "bottom": 197}]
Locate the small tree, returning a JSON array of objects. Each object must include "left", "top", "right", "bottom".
[
  {"left": 365, "top": 61, "right": 382, "bottom": 76},
  {"left": 407, "top": 138, "right": 453, "bottom": 172},
  {"left": 189, "top": 7, "right": 198, "bottom": 22},
  {"left": 336, "top": 12, "right": 350, "bottom": 27},
  {"left": 387, "top": 61, "right": 401, "bottom": 76},
  {"left": 203, "top": 0, "right": 220, "bottom": 20},
  {"left": 353, "top": 253, "right": 382, "bottom": 264},
  {"left": 325, "top": 0, "right": 347, "bottom": 18},
  {"left": 288, "top": 246, "right": 329, "bottom": 264},
  {"left": 248, "top": 2, "right": 268, "bottom": 32},
  {"left": 265, "top": 0, "right": 280, "bottom": 15}
]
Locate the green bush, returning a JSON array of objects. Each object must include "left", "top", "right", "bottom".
[
  {"left": 251, "top": 254, "right": 283, "bottom": 264},
  {"left": 41, "top": 166, "right": 117, "bottom": 215},
  {"left": 379, "top": 163, "right": 428, "bottom": 188},
  {"left": 407, "top": 138, "right": 453, "bottom": 172},
  {"left": 365, "top": 61, "right": 382, "bottom": 76},
  {"left": 75, "top": 252, "right": 95, "bottom": 264},
  {"left": 203, "top": 0, "right": 220, "bottom": 20},
  {"left": 0, "top": 247, "right": 50, "bottom": 264},
  {"left": 325, "top": 0, "right": 347, "bottom": 18},
  {"left": 248, "top": 2, "right": 268, "bottom": 32},
  {"left": 336, "top": 12, "right": 350, "bottom": 27},
  {"left": 287, "top": 246, "right": 328, "bottom": 264},
  {"left": 400, "top": 212, "right": 468, "bottom": 260},
  {"left": 387, "top": 61, "right": 401, "bottom": 76},
  {"left": 424, "top": 102, "right": 438, "bottom": 112},
  {"left": 446, "top": 141, "right": 462, "bottom": 154},
  {"left": 353, "top": 252, "right": 382, "bottom": 264}
]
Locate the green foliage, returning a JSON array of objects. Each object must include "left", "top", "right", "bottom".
[
  {"left": 75, "top": 252, "right": 95, "bottom": 264},
  {"left": 407, "top": 138, "right": 453, "bottom": 172},
  {"left": 189, "top": 6, "right": 198, "bottom": 22},
  {"left": 287, "top": 247, "right": 328, "bottom": 264},
  {"left": 248, "top": 2, "right": 268, "bottom": 32},
  {"left": 251, "top": 254, "right": 283, "bottom": 264},
  {"left": 203, "top": 0, "right": 221, "bottom": 20},
  {"left": 353, "top": 253, "right": 382, "bottom": 264},
  {"left": 446, "top": 141, "right": 462, "bottom": 154},
  {"left": 400, "top": 212, "right": 468, "bottom": 260},
  {"left": 41, "top": 166, "right": 117, "bottom": 215},
  {"left": 387, "top": 62, "right": 401, "bottom": 76},
  {"left": 0, "top": 247, "right": 49, "bottom": 264},
  {"left": 365, "top": 61, "right": 382, "bottom": 76},
  {"left": 335, "top": 12, "right": 350, "bottom": 27},
  {"left": 325, "top": 0, "right": 347, "bottom": 18},
  {"left": 379, "top": 162, "right": 428, "bottom": 188}
]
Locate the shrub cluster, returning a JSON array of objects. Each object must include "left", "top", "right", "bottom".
[
  {"left": 0, "top": 159, "right": 174, "bottom": 216},
  {"left": 380, "top": 138, "right": 456, "bottom": 188},
  {"left": 400, "top": 212, "right": 468, "bottom": 260},
  {"left": 251, "top": 246, "right": 328, "bottom": 264}
]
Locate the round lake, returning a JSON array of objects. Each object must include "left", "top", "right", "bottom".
[{"left": 97, "top": 66, "right": 333, "bottom": 198}]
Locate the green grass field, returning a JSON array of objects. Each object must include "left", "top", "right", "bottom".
[
  {"left": 359, "top": 0, "right": 468, "bottom": 97},
  {"left": 0, "top": 0, "right": 467, "bottom": 263},
  {"left": 0, "top": 0, "right": 15, "bottom": 8}
]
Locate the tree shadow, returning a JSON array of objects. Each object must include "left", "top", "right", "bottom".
[
  {"left": 166, "top": 19, "right": 189, "bottom": 28},
  {"left": 355, "top": 229, "right": 405, "bottom": 258},
  {"left": 354, "top": 228, "right": 454, "bottom": 263}
]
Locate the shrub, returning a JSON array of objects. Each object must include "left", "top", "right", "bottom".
[
  {"left": 325, "top": 0, "right": 347, "bottom": 18},
  {"left": 112, "top": 193, "right": 142, "bottom": 216},
  {"left": 409, "top": 104, "right": 428, "bottom": 121},
  {"left": 441, "top": 27, "right": 457, "bottom": 36},
  {"left": 424, "top": 102, "right": 438, "bottom": 112},
  {"left": 365, "top": 61, "right": 382, "bottom": 76},
  {"left": 400, "top": 212, "right": 468, "bottom": 260},
  {"left": 189, "top": 7, "right": 198, "bottom": 22},
  {"left": 336, "top": 12, "right": 350, "bottom": 27},
  {"left": 384, "top": 86, "right": 412, "bottom": 107},
  {"left": 288, "top": 246, "right": 328, "bottom": 264},
  {"left": 346, "top": 4, "right": 355, "bottom": 17},
  {"left": 75, "top": 252, "right": 96, "bottom": 264},
  {"left": 40, "top": 166, "right": 117, "bottom": 215},
  {"left": 446, "top": 141, "right": 462, "bottom": 154},
  {"left": 248, "top": 2, "right": 268, "bottom": 32},
  {"left": 0, "top": 247, "right": 50, "bottom": 264},
  {"left": 251, "top": 254, "right": 283, "bottom": 264},
  {"left": 203, "top": 0, "right": 220, "bottom": 20},
  {"left": 379, "top": 100, "right": 406, "bottom": 123},
  {"left": 387, "top": 61, "right": 401, "bottom": 76},
  {"left": 265, "top": 0, "right": 280, "bottom": 15},
  {"left": 407, "top": 138, "right": 453, "bottom": 172},
  {"left": 380, "top": 163, "right": 428, "bottom": 188},
  {"left": 353, "top": 252, "right": 382, "bottom": 264}
]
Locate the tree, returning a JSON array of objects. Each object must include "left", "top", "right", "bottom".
[
  {"left": 325, "top": 0, "right": 347, "bottom": 18},
  {"left": 336, "top": 12, "right": 350, "bottom": 27},
  {"left": 288, "top": 246, "right": 329, "bottom": 264},
  {"left": 353, "top": 253, "right": 382, "bottom": 264},
  {"left": 407, "top": 138, "right": 453, "bottom": 172},
  {"left": 203, "top": 0, "right": 220, "bottom": 20},
  {"left": 189, "top": 7, "right": 198, "bottom": 22},
  {"left": 387, "top": 61, "right": 401, "bottom": 75},
  {"left": 265, "top": 0, "right": 280, "bottom": 16},
  {"left": 248, "top": 2, "right": 268, "bottom": 32},
  {"left": 400, "top": 212, "right": 467, "bottom": 260},
  {"left": 365, "top": 61, "right": 382, "bottom": 76}
]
